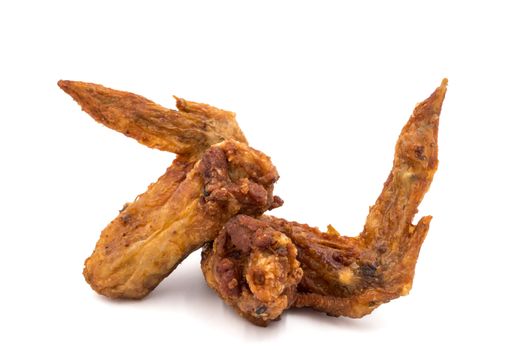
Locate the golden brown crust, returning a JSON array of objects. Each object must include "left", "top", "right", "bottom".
[
  {"left": 58, "top": 80, "right": 247, "bottom": 154},
  {"left": 84, "top": 141, "right": 281, "bottom": 299}
]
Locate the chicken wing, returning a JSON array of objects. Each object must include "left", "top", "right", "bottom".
[
  {"left": 201, "top": 79, "right": 447, "bottom": 324},
  {"left": 84, "top": 140, "right": 281, "bottom": 299},
  {"left": 58, "top": 81, "right": 280, "bottom": 299}
]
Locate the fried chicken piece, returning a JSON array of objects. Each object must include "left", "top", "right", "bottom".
[
  {"left": 201, "top": 215, "right": 303, "bottom": 326},
  {"left": 58, "top": 81, "right": 271, "bottom": 299},
  {"left": 58, "top": 80, "right": 247, "bottom": 154},
  {"left": 84, "top": 140, "right": 281, "bottom": 299},
  {"left": 201, "top": 79, "right": 447, "bottom": 324}
]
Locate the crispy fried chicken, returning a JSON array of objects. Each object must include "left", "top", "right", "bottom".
[
  {"left": 59, "top": 81, "right": 280, "bottom": 298},
  {"left": 201, "top": 79, "right": 447, "bottom": 324}
]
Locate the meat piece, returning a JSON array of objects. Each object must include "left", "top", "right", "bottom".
[
  {"left": 58, "top": 81, "right": 269, "bottom": 299},
  {"left": 84, "top": 140, "right": 282, "bottom": 299},
  {"left": 58, "top": 80, "right": 247, "bottom": 155},
  {"left": 201, "top": 215, "right": 302, "bottom": 326},
  {"left": 201, "top": 79, "right": 447, "bottom": 323}
]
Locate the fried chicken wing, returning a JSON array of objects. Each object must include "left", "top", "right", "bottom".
[
  {"left": 201, "top": 79, "right": 447, "bottom": 324},
  {"left": 58, "top": 81, "right": 271, "bottom": 299},
  {"left": 201, "top": 215, "right": 303, "bottom": 326},
  {"left": 84, "top": 140, "right": 281, "bottom": 299},
  {"left": 58, "top": 80, "right": 247, "bottom": 155}
]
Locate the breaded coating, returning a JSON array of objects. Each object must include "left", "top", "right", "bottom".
[
  {"left": 201, "top": 215, "right": 302, "bottom": 326},
  {"left": 84, "top": 140, "right": 281, "bottom": 299},
  {"left": 201, "top": 80, "right": 447, "bottom": 323},
  {"left": 58, "top": 80, "right": 247, "bottom": 154}
]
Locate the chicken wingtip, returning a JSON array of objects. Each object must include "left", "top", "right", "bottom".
[
  {"left": 57, "top": 79, "right": 76, "bottom": 95},
  {"left": 413, "top": 78, "right": 448, "bottom": 119}
]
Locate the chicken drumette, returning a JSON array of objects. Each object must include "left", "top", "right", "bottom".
[{"left": 201, "top": 215, "right": 303, "bottom": 326}]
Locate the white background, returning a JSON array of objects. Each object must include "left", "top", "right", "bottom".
[{"left": 1, "top": 1, "right": 524, "bottom": 349}]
